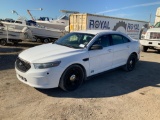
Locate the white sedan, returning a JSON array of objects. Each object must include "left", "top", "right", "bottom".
[{"left": 15, "top": 30, "right": 140, "bottom": 91}]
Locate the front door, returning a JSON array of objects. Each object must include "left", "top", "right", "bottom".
[{"left": 88, "top": 35, "right": 113, "bottom": 75}]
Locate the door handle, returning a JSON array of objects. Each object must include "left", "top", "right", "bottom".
[{"left": 127, "top": 45, "right": 130, "bottom": 48}]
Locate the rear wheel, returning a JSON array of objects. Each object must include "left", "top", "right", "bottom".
[
  {"left": 59, "top": 65, "right": 85, "bottom": 91},
  {"left": 0, "top": 39, "right": 7, "bottom": 46},
  {"left": 36, "top": 38, "right": 42, "bottom": 43},
  {"left": 142, "top": 46, "right": 148, "bottom": 52},
  {"left": 43, "top": 38, "right": 50, "bottom": 43},
  {"left": 52, "top": 39, "right": 57, "bottom": 43},
  {"left": 13, "top": 42, "right": 18, "bottom": 45},
  {"left": 123, "top": 54, "right": 137, "bottom": 72}
]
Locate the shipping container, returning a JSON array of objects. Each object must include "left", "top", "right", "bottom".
[{"left": 69, "top": 13, "right": 149, "bottom": 39}]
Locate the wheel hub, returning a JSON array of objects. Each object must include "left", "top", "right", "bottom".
[
  {"left": 130, "top": 60, "right": 133, "bottom": 65},
  {"left": 70, "top": 75, "right": 76, "bottom": 81}
]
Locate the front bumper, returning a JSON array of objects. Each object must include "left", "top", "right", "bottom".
[
  {"left": 140, "top": 39, "right": 160, "bottom": 48},
  {"left": 15, "top": 65, "right": 64, "bottom": 89}
]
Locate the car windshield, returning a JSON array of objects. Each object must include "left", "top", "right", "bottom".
[
  {"left": 154, "top": 22, "right": 160, "bottom": 28},
  {"left": 55, "top": 32, "right": 95, "bottom": 49}
]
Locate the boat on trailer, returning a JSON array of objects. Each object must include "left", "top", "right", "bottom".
[
  {"left": 36, "top": 10, "right": 79, "bottom": 31},
  {"left": 1, "top": 17, "right": 64, "bottom": 43},
  {"left": 0, "top": 22, "right": 33, "bottom": 45}
]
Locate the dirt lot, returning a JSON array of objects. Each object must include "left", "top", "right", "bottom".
[{"left": 0, "top": 42, "right": 160, "bottom": 120}]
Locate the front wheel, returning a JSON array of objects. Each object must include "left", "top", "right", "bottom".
[
  {"left": 123, "top": 54, "right": 137, "bottom": 72},
  {"left": 43, "top": 38, "right": 50, "bottom": 43},
  {"left": 59, "top": 65, "right": 85, "bottom": 91},
  {"left": 142, "top": 46, "right": 148, "bottom": 52},
  {"left": 36, "top": 38, "right": 42, "bottom": 43},
  {"left": 13, "top": 42, "right": 18, "bottom": 45},
  {"left": 157, "top": 50, "right": 160, "bottom": 53},
  {"left": 0, "top": 39, "right": 7, "bottom": 46}
]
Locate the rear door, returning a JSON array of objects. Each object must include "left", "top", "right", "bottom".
[{"left": 110, "top": 34, "right": 131, "bottom": 68}]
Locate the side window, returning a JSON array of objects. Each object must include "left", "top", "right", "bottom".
[
  {"left": 111, "top": 34, "right": 124, "bottom": 45},
  {"left": 111, "top": 34, "right": 130, "bottom": 45},
  {"left": 93, "top": 35, "right": 110, "bottom": 47}
]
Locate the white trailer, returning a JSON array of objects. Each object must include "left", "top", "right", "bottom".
[{"left": 69, "top": 13, "right": 149, "bottom": 40}]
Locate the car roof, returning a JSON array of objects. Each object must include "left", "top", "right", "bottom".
[
  {"left": 72, "top": 30, "right": 121, "bottom": 35},
  {"left": 72, "top": 30, "right": 133, "bottom": 41}
]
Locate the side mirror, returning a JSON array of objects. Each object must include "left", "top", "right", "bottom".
[{"left": 90, "top": 44, "right": 103, "bottom": 50}]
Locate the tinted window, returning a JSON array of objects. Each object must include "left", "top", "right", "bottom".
[
  {"left": 111, "top": 35, "right": 123, "bottom": 45},
  {"left": 93, "top": 35, "right": 110, "bottom": 47},
  {"left": 123, "top": 36, "right": 130, "bottom": 43},
  {"left": 111, "top": 34, "right": 130, "bottom": 45}
]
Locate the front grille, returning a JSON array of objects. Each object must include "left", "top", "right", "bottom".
[
  {"left": 15, "top": 57, "right": 31, "bottom": 72},
  {"left": 150, "top": 32, "right": 160, "bottom": 39}
]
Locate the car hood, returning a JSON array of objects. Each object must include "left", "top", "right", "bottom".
[
  {"left": 19, "top": 43, "right": 85, "bottom": 63},
  {"left": 147, "top": 28, "right": 160, "bottom": 32}
]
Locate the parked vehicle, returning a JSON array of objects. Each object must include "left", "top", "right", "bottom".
[
  {"left": 0, "top": 22, "right": 32, "bottom": 46},
  {"left": 36, "top": 10, "right": 79, "bottom": 30},
  {"left": 140, "top": 7, "right": 160, "bottom": 52},
  {"left": 36, "top": 15, "right": 69, "bottom": 30},
  {"left": 1, "top": 18, "right": 63, "bottom": 43},
  {"left": 69, "top": 13, "right": 149, "bottom": 40},
  {"left": 15, "top": 30, "right": 140, "bottom": 91}
]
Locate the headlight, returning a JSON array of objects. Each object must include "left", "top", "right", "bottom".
[
  {"left": 34, "top": 61, "right": 61, "bottom": 69},
  {"left": 145, "top": 32, "right": 150, "bottom": 39}
]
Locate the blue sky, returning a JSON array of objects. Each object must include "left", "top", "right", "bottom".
[{"left": 0, "top": 0, "right": 160, "bottom": 24}]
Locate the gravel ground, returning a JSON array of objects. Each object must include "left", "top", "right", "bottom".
[{"left": 0, "top": 42, "right": 160, "bottom": 120}]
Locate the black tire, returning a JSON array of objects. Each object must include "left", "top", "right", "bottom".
[
  {"left": 13, "top": 42, "right": 18, "bottom": 45},
  {"left": 59, "top": 65, "right": 85, "bottom": 91},
  {"left": 52, "top": 39, "right": 57, "bottom": 43},
  {"left": 0, "top": 39, "right": 7, "bottom": 46},
  {"left": 123, "top": 54, "right": 137, "bottom": 72},
  {"left": 36, "top": 38, "right": 42, "bottom": 43},
  {"left": 157, "top": 50, "right": 160, "bottom": 53},
  {"left": 142, "top": 46, "right": 148, "bottom": 52},
  {"left": 43, "top": 38, "right": 50, "bottom": 43}
]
